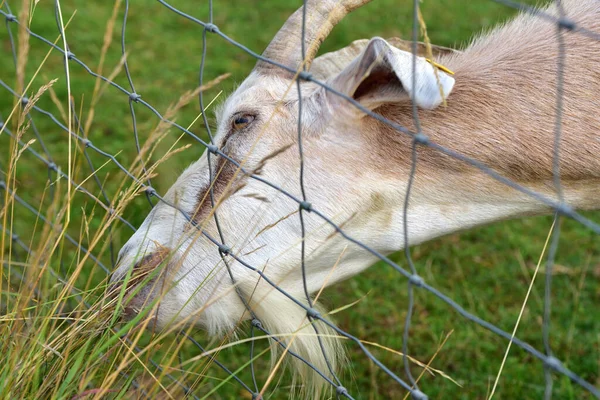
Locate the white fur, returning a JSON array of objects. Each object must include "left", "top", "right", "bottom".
[{"left": 110, "top": 1, "right": 600, "bottom": 397}]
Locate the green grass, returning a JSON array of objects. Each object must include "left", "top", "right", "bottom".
[{"left": 1, "top": 0, "right": 599, "bottom": 399}]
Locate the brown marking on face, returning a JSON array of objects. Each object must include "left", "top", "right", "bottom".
[
  {"left": 128, "top": 245, "right": 172, "bottom": 290},
  {"left": 189, "top": 142, "right": 294, "bottom": 228},
  {"left": 106, "top": 245, "right": 173, "bottom": 312},
  {"left": 189, "top": 151, "right": 240, "bottom": 227}
]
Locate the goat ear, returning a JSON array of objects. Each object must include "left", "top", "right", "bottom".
[
  {"left": 326, "top": 37, "right": 455, "bottom": 112},
  {"left": 311, "top": 37, "right": 461, "bottom": 81}
]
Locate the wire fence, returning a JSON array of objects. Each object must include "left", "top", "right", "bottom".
[{"left": 1, "top": 0, "right": 599, "bottom": 398}]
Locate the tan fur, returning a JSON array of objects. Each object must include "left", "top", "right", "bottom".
[{"left": 368, "top": 0, "right": 600, "bottom": 185}]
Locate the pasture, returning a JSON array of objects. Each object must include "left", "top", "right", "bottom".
[{"left": 1, "top": 0, "right": 599, "bottom": 399}]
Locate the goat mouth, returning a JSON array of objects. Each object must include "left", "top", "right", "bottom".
[
  {"left": 105, "top": 283, "right": 163, "bottom": 329},
  {"left": 105, "top": 271, "right": 167, "bottom": 327},
  {"left": 107, "top": 246, "right": 177, "bottom": 316}
]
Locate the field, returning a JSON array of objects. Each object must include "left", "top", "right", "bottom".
[{"left": 1, "top": 0, "right": 599, "bottom": 399}]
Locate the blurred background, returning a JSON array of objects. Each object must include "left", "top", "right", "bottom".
[{"left": 1, "top": 0, "right": 599, "bottom": 398}]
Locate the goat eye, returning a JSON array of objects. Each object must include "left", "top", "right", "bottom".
[{"left": 232, "top": 114, "right": 255, "bottom": 131}]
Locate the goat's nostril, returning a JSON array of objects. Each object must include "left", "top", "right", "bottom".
[
  {"left": 108, "top": 247, "right": 174, "bottom": 295},
  {"left": 131, "top": 247, "right": 173, "bottom": 275},
  {"left": 108, "top": 246, "right": 173, "bottom": 327}
]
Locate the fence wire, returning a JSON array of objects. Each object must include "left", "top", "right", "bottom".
[{"left": 1, "top": 0, "right": 599, "bottom": 399}]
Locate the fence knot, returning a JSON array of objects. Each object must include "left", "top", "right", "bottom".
[
  {"left": 0, "top": 181, "right": 5, "bottom": 189},
  {"left": 0, "top": 121, "right": 4, "bottom": 129},
  {"left": 80, "top": 138, "right": 92, "bottom": 148},
  {"left": 555, "top": 202, "right": 572, "bottom": 216},
  {"left": 545, "top": 356, "right": 562, "bottom": 372},
  {"left": 66, "top": 51, "right": 75, "bottom": 60},
  {"left": 297, "top": 71, "right": 312, "bottom": 82},
  {"left": 336, "top": 386, "right": 348, "bottom": 396},
  {"left": 218, "top": 244, "right": 231, "bottom": 255},
  {"left": 11, "top": 233, "right": 19, "bottom": 241},
  {"left": 21, "top": 96, "right": 29, "bottom": 106},
  {"left": 306, "top": 308, "right": 320, "bottom": 319},
  {"left": 251, "top": 392, "right": 262, "bottom": 400},
  {"left": 409, "top": 274, "right": 424, "bottom": 287},
  {"left": 413, "top": 132, "right": 429, "bottom": 145},
  {"left": 411, "top": 389, "right": 428, "bottom": 400},
  {"left": 251, "top": 318, "right": 263, "bottom": 329},
  {"left": 108, "top": 207, "right": 116, "bottom": 216},
  {"left": 207, "top": 144, "right": 219, "bottom": 154},
  {"left": 47, "top": 162, "right": 58, "bottom": 171},
  {"left": 144, "top": 186, "right": 156, "bottom": 196},
  {"left": 204, "top": 23, "right": 219, "bottom": 33},
  {"left": 557, "top": 18, "right": 575, "bottom": 31},
  {"left": 129, "top": 92, "right": 141, "bottom": 102},
  {"left": 5, "top": 14, "right": 16, "bottom": 22},
  {"left": 299, "top": 201, "right": 312, "bottom": 212}
]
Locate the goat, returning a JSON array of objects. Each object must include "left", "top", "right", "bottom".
[{"left": 109, "top": 0, "right": 600, "bottom": 397}]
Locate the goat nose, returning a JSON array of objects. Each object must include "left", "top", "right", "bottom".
[
  {"left": 129, "top": 247, "right": 172, "bottom": 280},
  {"left": 106, "top": 246, "right": 174, "bottom": 311},
  {"left": 112, "top": 246, "right": 173, "bottom": 284}
]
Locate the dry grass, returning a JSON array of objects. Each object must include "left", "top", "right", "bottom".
[{"left": 2, "top": 1, "right": 597, "bottom": 399}]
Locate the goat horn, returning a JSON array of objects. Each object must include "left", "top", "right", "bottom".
[{"left": 255, "top": 0, "right": 373, "bottom": 77}]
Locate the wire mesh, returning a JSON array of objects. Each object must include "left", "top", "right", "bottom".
[{"left": 1, "top": 0, "right": 599, "bottom": 398}]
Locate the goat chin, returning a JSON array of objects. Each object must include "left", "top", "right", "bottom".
[{"left": 239, "top": 281, "right": 346, "bottom": 399}]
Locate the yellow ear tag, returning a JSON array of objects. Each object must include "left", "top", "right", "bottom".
[{"left": 425, "top": 58, "right": 455, "bottom": 75}]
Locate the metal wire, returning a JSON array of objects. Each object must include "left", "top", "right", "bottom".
[{"left": 1, "top": 0, "right": 599, "bottom": 398}]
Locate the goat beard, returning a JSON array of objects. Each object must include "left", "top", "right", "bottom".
[{"left": 238, "top": 280, "right": 345, "bottom": 399}]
